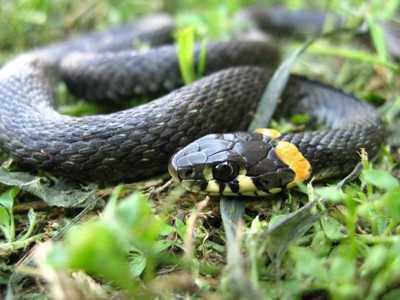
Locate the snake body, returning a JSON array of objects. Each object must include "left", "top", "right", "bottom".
[
  {"left": 0, "top": 9, "right": 386, "bottom": 189},
  {"left": 169, "top": 76, "right": 384, "bottom": 196}
]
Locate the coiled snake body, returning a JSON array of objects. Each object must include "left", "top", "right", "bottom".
[{"left": 0, "top": 8, "right": 385, "bottom": 194}]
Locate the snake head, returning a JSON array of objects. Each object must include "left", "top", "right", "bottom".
[{"left": 168, "top": 132, "right": 296, "bottom": 196}]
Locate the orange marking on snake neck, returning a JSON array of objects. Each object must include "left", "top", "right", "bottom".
[{"left": 275, "top": 141, "right": 311, "bottom": 187}]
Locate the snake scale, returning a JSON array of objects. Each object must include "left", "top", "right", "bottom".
[{"left": 0, "top": 7, "right": 386, "bottom": 192}]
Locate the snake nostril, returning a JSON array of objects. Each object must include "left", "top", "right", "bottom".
[{"left": 181, "top": 168, "right": 195, "bottom": 179}]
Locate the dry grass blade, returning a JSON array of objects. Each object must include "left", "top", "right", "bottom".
[{"left": 184, "top": 196, "right": 209, "bottom": 260}]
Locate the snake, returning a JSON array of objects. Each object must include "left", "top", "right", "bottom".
[{"left": 0, "top": 7, "right": 388, "bottom": 195}]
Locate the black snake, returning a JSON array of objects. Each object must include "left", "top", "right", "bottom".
[{"left": 0, "top": 7, "right": 388, "bottom": 192}]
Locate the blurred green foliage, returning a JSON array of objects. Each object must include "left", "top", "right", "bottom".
[{"left": 1, "top": 0, "right": 400, "bottom": 299}]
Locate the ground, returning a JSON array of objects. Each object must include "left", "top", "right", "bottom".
[{"left": 1, "top": 0, "right": 400, "bottom": 299}]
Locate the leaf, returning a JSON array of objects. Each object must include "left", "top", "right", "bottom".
[
  {"left": 175, "top": 218, "right": 187, "bottom": 241},
  {"left": 20, "top": 208, "right": 37, "bottom": 241},
  {"left": 104, "top": 192, "right": 164, "bottom": 250},
  {"left": 361, "top": 245, "right": 388, "bottom": 276},
  {"left": 0, "top": 168, "right": 96, "bottom": 207},
  {"left": 0, "top": 206, "right": 11, "bottom": 230},
  {"left": 264, "top": 200, "right": 321, "bottom": 261},
  {"left": 290, "top": 113, "right": 311, "bottom": 125},
  {"left": 130, "top": 253, "right": 147, "bottom": 277},
  {"left": 64, "top": 220, "right": 138, "bottom": 293},
  {"left": 311, "top": 230, "right": 332, "bottom": 257},
  {"left": 0, "top": 187, "right": 19, "bottom": 211},
  {"left": 18, "top": 10, "right": 47, "bottom": 25},
  {"left": 290, "top": 246, "right": 327, "bottom": 281},
  {"left": 377, "top": 188, "right": 400, "bottom": 222},
  {"left": 0, "top": 188, "right": 18, "bottom": 242},
  {"left": 382, "top": 288, "right": 400, "bottom": 300},
  {"left": 315, "top": 186, "right": 345, "bottom": 202},
  {"left": 47, "top": 190, "right": 168, "bottom": 296},
  {"left": 160, "top": 223, "right": 175, "bottom": 236},
  {"left": 362, "top": 169, "right": 399, "bottom": 191},
  {"left": 321, "top": 215, "right": 347, "bottom": 241}
]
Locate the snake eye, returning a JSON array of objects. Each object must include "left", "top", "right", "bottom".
[{"left": 213, "top": 161, "right": 239, "bottom": 182}]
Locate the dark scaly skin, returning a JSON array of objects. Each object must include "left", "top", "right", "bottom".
[
  {"left": 32, "top": 14, "right": 177, "bottom": 66},
  {"left": 0, "top": 12, "right": 385, "bottom": 184},
  {"left": 169, "top": 75, "right": 384, "bottom": 196},
  {"left": 239, "top": 6, "right": 400, "bottom": 60},
  {"left": 169, "top": 131, "right": 297, "bottom": 196},
  {"left": 61, "top": 41, "right": 279, "bottom": 102},
  {"left": 0, "top": 60, "right": 275, "bottom": 182},
  {"left": 276, "top": 76, "right": 384, "bottom": 179}
]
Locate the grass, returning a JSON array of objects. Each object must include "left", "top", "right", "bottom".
[{"left": 1, "top": 0, "right": 400, "bottom": 299}]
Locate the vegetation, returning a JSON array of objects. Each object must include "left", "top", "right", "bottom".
[{"left": 1, "top": 0, "right": 400, "bottom": 299}]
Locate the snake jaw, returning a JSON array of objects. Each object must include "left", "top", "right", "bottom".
[{"left": 168, "top": 162, "right": 180, "bottom": 182}]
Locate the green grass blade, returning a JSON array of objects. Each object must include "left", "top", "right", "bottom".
[
  {"left": 367, "top": 16, "right": 390, "bottom": 63},
  {"left": 197, "top": 38, "right": 208, "bottom": 77},
  {"left": 249, "top": 39, "right": 313, "bottom": 130},
  {"left": 176, "top": 27, "right": 196, "bottom": 84},
  {"left": 309, "top": 44, "right": 400, "bottom": 72}
]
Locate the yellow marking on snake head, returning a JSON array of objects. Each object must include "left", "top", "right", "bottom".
[
  {"left": 206, "top": 180, "right": 237, "bottom": 196},
  {"left": 255, "top": 128, "right": 281, "bottom": 139},
  {"left": 268, "top": 187, "right": 282, "bottom": 194},
  {"left": 274, "top": 141, "right": 311, "bottom": 187},
  {"left": 223, "top": 185, "right": 235, "bottom": 195},
  {"left": 206, "top": 180, "right": 220, "bottom": 194},
  {"left": 203, "top": 167, "right": 213, "bottom": 181},
  {"left": 237, "top": 175, "right": 257, "bottom": 193}
]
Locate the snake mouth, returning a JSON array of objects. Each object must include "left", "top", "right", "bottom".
[
  {"left": 168, "top": 162, "right": 180, "bottom": 182},
  {"left": 180, "top": 180, "right": 208, "bottom": 193},
  {"left": 178, "top": 177, "right": 278, "bottom": 197},
  {"left": 168, "top": 160, "right": 209, "bottom": 193}
]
